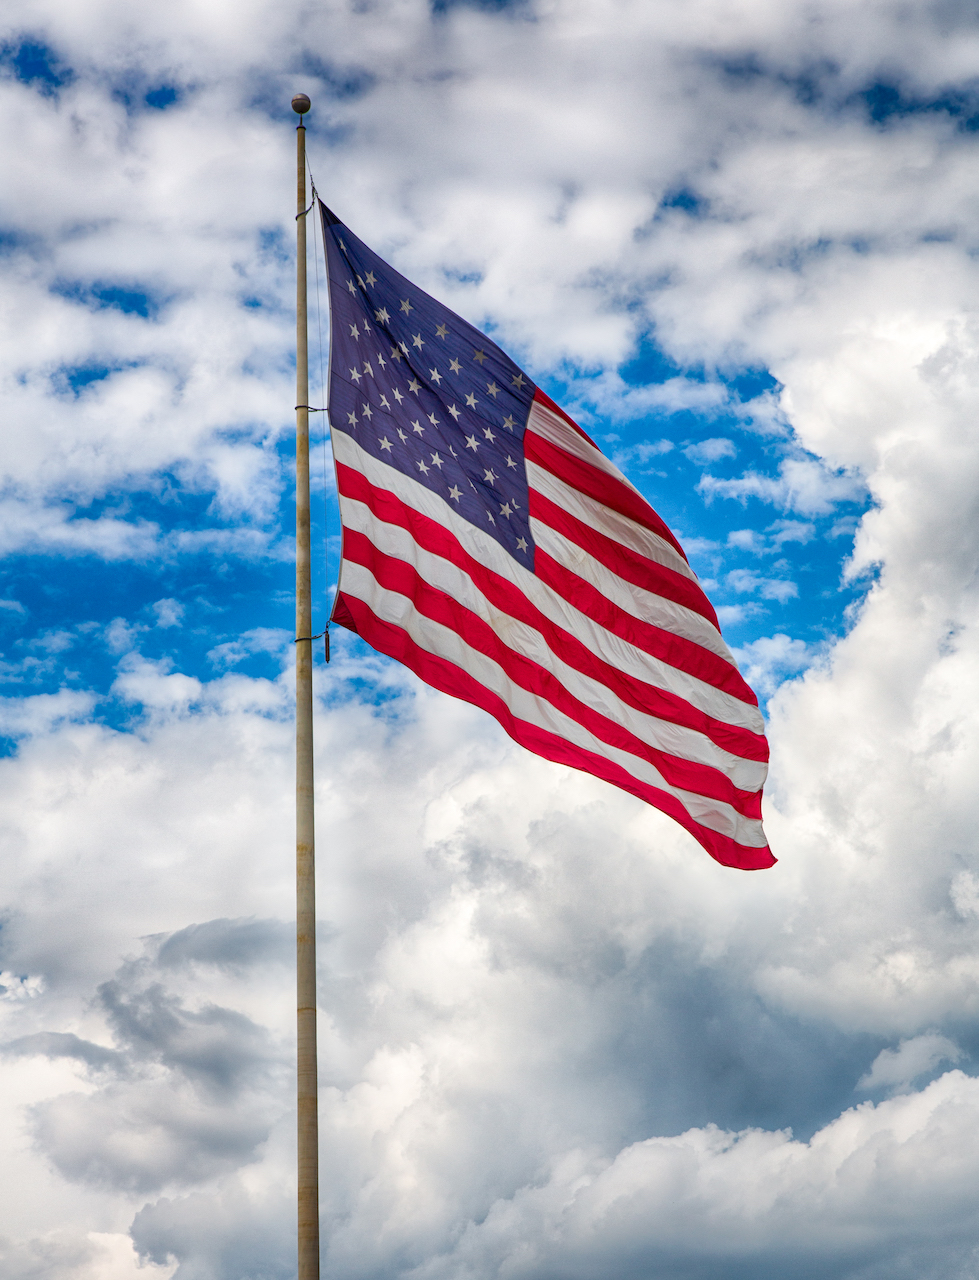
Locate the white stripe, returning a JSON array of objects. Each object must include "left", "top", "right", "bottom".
[
  {"left": 335, "top": 433, "right": 765, "bottom": 734},
  {"left": 525, "top": 397, "right": 646, "bottom": 500},
  {"left": 532, "top": 520, "right": 736, "bottom": 666},
  {"left": 343, "top": 497, "right": 767, "bottom": 791},
  {"left": 341, "top": 558, "right": 768, "bottom": 849},
  {"left": 528, "top": 460, "right": 698, "bottom": 584}
]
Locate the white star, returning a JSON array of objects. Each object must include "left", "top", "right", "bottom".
[
  {"left": 408, "top": 378, "right": 421, "bottom": 394},
  {"left": 503, "top": 415, "right": 516, "bottom": 430},
  {"left": 516, "top": 536, "right": 528, "bottom": 552},
  {"left": 465, "top": 435, "right": 479, "bottom": 451},
  {"left": 483, "top": 469, "right": 497, "bottom": 484},
  {"left": 486, "top": 381, "right": 499, "bottom": 398},
  {"left": 346, "top": 279, "right": 357, "bottom": 295},
  {"left": 362, "top": 403, "right": 373, "bottom": 420},
  {"left": 399, "top": 341, "right": 409, "bottom": 356},
  {"left": 412, "top": 332, "right": 425, "bottom": 350},
  {"left": 428, "top": 412, "right": 439, "bottom": 426},
  {"left": 339, "top": 239, "right": 347, "bottom": 251},
  {"left": 465, "top": 392, "right": 478, "bottom": 408},
  {"left": 487, "top": 511, "right": 495, "bottom": 524},
  {"left": 473, "top": 349, "right": 487, "bottom": 364},
  {"left": 390, "top": 346, "right": 403, "bottom": 362},
  {"left": 397, "top": 428, "right": 408, "bottom": 442},
  {"left": 379, "top": 437, "right": 393, "bottom": 452},
  {"left": 365, "top": 271, "right": 376, "bottom": 286},
  {"left": 505, "top": 454, "right": 517, "bottom": 469},
  {"left": 356, "top": 275, "right": 364, "bottom": 288},
  {"left": 429, "top": 367, "right": 442, "bottom": 385},
  {"left": 436, "top": 323, "right": 448, "bottom": 339},
  {"left": 431, "top": 453, "right": 444, "bottom": 469},
  {"left": 448, "top": 445, "right": 458, "bottom": 458},
  {"left": 449, "top": 358, "right": 461, "bottom": 374},
  {"left": 512, "top": 373, "right": 526, "bottom": 389},
  {"left": 347, "top": 411, "right": 357, "bottom": 426},
  {"left": 400, "top": 298, "right": 413, "bottom": 314},
  {"left": 447, "top": 404, "right": 461, "bottom": 421},
  {"left": 412, "top": 420, "right": 425, "bottom": 435},
  {"left": 483, "top": 427, "right": 496, "bottom": 442},
  {"left": 379, "top": 394, "right": 391, "bottom": 409},
  {"left": 349, "top": 323, "right": 360, "bottom": 339},
  {"left": 417, "top": 459, "right": 430, "bottom": 475},
  {"left": 448, "top": 485, "right": 462, "bottom": 503},
  {"left": 363, "top": 360, "right": 374, "bottom": 377},
  {"left": 349, "top": 366, "right": 362, "bottom": 383},
  {"left": 376, "top": 352, "right": 387, "bottom": 368},
  {"left": 375, "top": 307, "right": 390, "bottom": 323},
  {"left": 393, "top": 387, "right": 404, "bottom": 404},
  {"left": 500, "top": 502, "right": 513, "bottom": 517}
]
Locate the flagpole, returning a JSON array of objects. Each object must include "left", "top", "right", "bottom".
[{"left": 292, "top": 91, "right": 319, "bottom": 1280}]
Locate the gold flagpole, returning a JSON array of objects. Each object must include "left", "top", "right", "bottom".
[{"left": 291, "top": 91, "right": 319, "bottom": 1280}]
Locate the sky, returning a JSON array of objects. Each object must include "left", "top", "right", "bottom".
[{"left": 2, "top": 0, "right": 979, "bottom": 1276}]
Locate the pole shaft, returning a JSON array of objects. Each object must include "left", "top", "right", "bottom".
[{"left": 295, "top": 121, "right": 319, "bottom": 1280}]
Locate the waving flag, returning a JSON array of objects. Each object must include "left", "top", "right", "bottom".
[{"left": 320, "top": 203, "right": 773, "bottom": 870}]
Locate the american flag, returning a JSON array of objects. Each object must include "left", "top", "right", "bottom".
[{"left": 320, "top": 203, "right": 773, "bottom": 871}]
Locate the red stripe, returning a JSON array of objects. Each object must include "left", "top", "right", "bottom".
[
  {"left": 530, "top": 488, "right": 721, "bottom": 631},
  {"left": 338, "top": 462, "right": 765, "bottom": 759},
  {"left": 334, "top": 591, "right": 775, "bottom": 870},
  {"left": 535, "top": 549, "right": 762, "bottom": 720},
  {"left": 527, "top": 397, "right": 688, "bottom": 563},
  {"left": 342, "top": 526, "right": 763, "bottom": 819}
]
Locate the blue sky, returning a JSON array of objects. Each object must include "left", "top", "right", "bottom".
[
  {"left": 4, "top": 4, "right": 979, "bottom": 1279},
  {"left": 0, "top": 177, "right": 869, "bottom": 733}
]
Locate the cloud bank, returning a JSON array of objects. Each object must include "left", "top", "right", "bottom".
[{"left": 3, "top": 0, "right": 979, "bottom": 1277}]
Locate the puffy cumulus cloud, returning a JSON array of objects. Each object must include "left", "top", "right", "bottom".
[
  {"left": 684, "top": 437, "right": 738, "bottom": 465},
  {"left": 0, "top": 608, "right": 978, "bottom": 1277},
  {"left": 568, "top": 371, "right": 729, "bottom": 425},
  {"left": 0, "top": 1230, "right": 174, "bottom": 1280},
  {"left": 399, "top": 1072, "right": 979, "bottom": 1280},
  {"left": 151, "top": 599, "right": 184, "bottom": 629},
  {"left": 725, "top": 567, "right": 798, "bottom": 602},
  {"left": 858, "top": 1033, "right": 963, "bottom": 1095},
  {"left": 131, "top": 1182, "right": 294, "bottom": 1280},
  {"left": 732, "top": 632, "right": 814, "bottom": 698},
  {"left": 699, "top": 457, "right": 866, "bottom": 517}
]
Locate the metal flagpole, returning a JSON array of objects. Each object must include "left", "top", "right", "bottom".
[{"left": 292, "top": 91, "right": 319, "bottom": 1280}]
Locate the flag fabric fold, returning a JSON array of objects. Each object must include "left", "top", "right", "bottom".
[{"left": 320, "top": 201, "right": 773, "bottom": 870}]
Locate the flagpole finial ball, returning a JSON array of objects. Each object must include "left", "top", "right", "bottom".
[{"left": 292, "top": 94, "right": 311, "bottom": 116}]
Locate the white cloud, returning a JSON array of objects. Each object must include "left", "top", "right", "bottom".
[
  {"left": 716, "top": 602, "right": 765, "bottom": 627},
  {"left": 684, "top": 437, "right": 738, "bottom": 464},
  {"left": 768, "top": 519, "right": 815, "bottom": 548},
  {"left": 402, "top": 1073, "right": 979, "bottom": 1279},
  {"left": 733, "top": 633, "right": 813, "bottom": 697},
  {"left": 725, "top": 568, "right": 798, "bottom": 601},
  {"left": 151, "top": 600, "right": 184, "bottom": 629},
  {"left": 727, "top": 528, "right": 766, "bottom": 552},
  {"left": 700, "top": 457, "right": 865, "bottom": 516},
  {"left": 0, "top": 690, "right": 96, "bottom": 738},
  {"left": 569, "top": 371, "right": 728, "bottom": 422},
  {"left": 0, "top": 1230, "right": 175, "bottom": 1280},
  {"left": 858, "top": 1034, "right": 962, "bottom": 1095}
]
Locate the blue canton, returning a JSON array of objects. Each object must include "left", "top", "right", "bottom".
[{"left": 320, "top": 205, "right": 537, "bottom": 571}]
